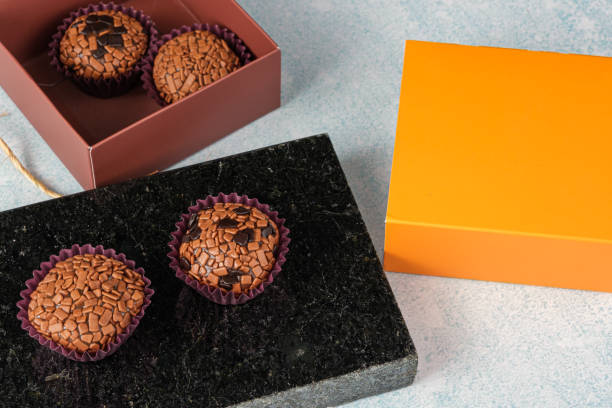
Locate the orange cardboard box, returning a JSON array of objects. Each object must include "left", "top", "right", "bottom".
[{"left": 384, "top": 40, "right": 612, "bottom": 292}]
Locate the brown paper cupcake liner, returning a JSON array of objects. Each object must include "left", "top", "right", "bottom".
[
  {"left": 48, "top": 2, "right": 158, "bottom": 98},
  {"left": 16, "top": 244, "right": 154, "bottom": 362},
  {"left": 141, "top": 23, "right": 254, "bottom": 106},
  {"left": 167, "top": 193, "right": 290, "bottom": 305}
]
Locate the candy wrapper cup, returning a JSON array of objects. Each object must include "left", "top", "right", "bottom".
[
  {"left": 141, "top": 23, "right": 254, "bottom": 106},
  {"left": 168, "top": 193, "right": 290, "bottom": 305},
  {"left": 16, "top": 244, "right": 154, "bottom": 362},
  {"left": 48, "top": 2, "right": 158, "bottom": 98}
]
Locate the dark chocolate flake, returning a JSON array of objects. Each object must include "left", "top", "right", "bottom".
[
  {"left": 113, "top": 25, "right": 127, "bottom": 34},
  {"left": 179, "top": 257, "right": 190, "bottom": 271},
  {"left": 81, "top": 24, "right": 95, "bottom": 35},
  {"left": 187, "top": 225, "right": 202, "bottom": 240},
  {"left": 261, "top": 225, "right": 276, "bottom": 238},
  {"left": 218, "top": 217, "right": 239, "bottom": 229},
  {"left": 244, "top": 228, "right": 255, "bottom": 242},
  {"left": 233, "top": 230, "right": 249, "bottom": 247},
  {"left": 233, "top": 206, "right": 251, "bottom": 215},
  {"left": 92, "top": 47, "right": 106, "bottom": 60},
  {"left": 218, "top": 277, "right": 234, "bottom": 291},
  {"left": 85, "top": 15, "right": 99, "bottom": 24},
  {"left": 106, "top": 33, "right": 124, "bottom": 47},
  {"left": 97, "top": 33, "right": 123, "bottom": 48},
  {"left": 228, "top": 269, "right": 243, "bottom": 277},
  {"left": 97, "top": 15, "right": 114, "bottom": 25},
  {"left": 91, "top": 21, "right": 109, "bottom": 34},
  {"left": 188, "top": 213, "right": 198, "bottom": 229},
  {"left": 222, "top": 274, "right": 239, "bottom": 284},
  {"left": 97, "top": 34, "right": 109, "bottom": 47}
]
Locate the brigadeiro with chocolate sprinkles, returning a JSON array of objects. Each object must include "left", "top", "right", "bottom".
[
  {"left": 168, "top": 193, "right": 290, "bottom": 305},
  {"left": 153, "top": 30, "right": 240, "bottom": 104},
  {"left": 50, "top": 3, "right": 157, "bottom": 97},
  {"left": 16, "top": 244, "right": 154, "bottom": 362},
  {"left": 141, "top": 24, "right": 253, "bottom": 106}
]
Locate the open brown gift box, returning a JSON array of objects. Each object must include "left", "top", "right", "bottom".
[{"left": 0, "top": 0, "right": 280, "bottom": 189}]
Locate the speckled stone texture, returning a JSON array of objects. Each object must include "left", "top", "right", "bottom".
[{"left": 0, "top": 135, "right": 416, "bottom": 407}]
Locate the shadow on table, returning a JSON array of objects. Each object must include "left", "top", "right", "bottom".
[
  {"left": 334, "top": 141, "right": 391, "bottom": 258},
  {"left": 384, "top": 269, "right": 462, "bottom": 384}
]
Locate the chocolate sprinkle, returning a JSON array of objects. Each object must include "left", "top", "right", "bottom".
[
  {"left": 217, "top": 217, "right": 239, "bottom": 229},
  {"left": 204, "top": 265, "right": 213, "bottom": 276}
]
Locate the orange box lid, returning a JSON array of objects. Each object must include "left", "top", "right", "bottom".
[{"left": 385, "top": 40, "right": 612, "bottom": 292}]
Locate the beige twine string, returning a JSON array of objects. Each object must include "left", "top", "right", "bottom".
[{"left": 0, "top": 112, "right": 63, "bottom": 198}]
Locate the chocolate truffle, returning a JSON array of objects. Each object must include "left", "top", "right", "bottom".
[
  {"left": 27, "top": 253, "right": 145, "bottom": 354},
  {"left": 179, "top": 203, "right": 280, "bottom": 295},
  {"left": 153, "top": 30, "right": 241, "bottom": 104},
  {"left": 59, "top": 10, "right": 148, "bottom": 81}
]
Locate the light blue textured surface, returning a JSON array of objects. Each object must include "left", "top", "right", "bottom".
[{"left": 1, "top": 1, "right": 611, "bottom": 406}]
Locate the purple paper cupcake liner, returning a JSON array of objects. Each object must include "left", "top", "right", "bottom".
[
  {"left": 141, "top": 23, "right": 254, "bottom": 106},
  {"left": 48, "top": 2, "right": 158, "bottom": 98},
  {"left": 16, "top": 244, "right": 154, "bottom": 362},
  {"left": 167, "top": 193, "right": 290, "bottom": 305}
]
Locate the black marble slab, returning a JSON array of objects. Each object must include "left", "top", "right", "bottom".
[{"left": 0, "top": 134, "right": 417, "bottom": 407}]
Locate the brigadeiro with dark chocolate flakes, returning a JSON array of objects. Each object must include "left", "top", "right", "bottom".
[
  {"left": 16, "top": 244, "right": 154, "bottom": 362},
  {"left": 168, "top": 193, "right": 290, "bottom": 305},
  {"left": 50, "top": 3, "right": 157, "bottom": 97}
]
